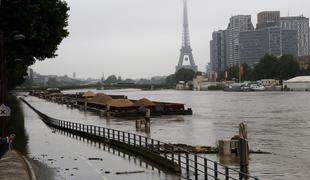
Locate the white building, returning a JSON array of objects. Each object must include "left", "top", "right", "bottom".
[{"left": 283, "top": 76, "right": 310, "bottom": 91}]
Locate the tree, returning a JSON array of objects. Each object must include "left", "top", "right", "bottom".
[
  {"left": 175, "top": 68, "right": 196, "bottom": 83},
  {"left": 0, "top": 0, "right": 69, "bottom": 89},
  {"left": 165, "top": 74, "right": 176, "bottom": 84},
  {"left": 276, "top": 54, "right": 299, "bottom": 80},
  {"left": 253, "top": 54, "right": 278, "bottom": 80},
  {"left": 226, "top": 65, "right": 239, "bottom": 81},
  {"left": 105, "top": 75, "right": 118, "bottom": 84}
]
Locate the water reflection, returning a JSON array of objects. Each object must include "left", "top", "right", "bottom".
[{"left": 50, "top": 126, "right": 178, "bottom": 177}]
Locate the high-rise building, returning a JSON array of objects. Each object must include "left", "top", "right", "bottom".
[
  {"left": 257, "top": 11, "right": 280, "bottom": 29},
  {"left": 210, "top": 30, "right": 226, "bottom": 73},
  {"left": 225, "top": 15, "right": 254, "bottom": 67},
  {"left": 240, "top": 27, "right": 298, "bottom": 65},
  {"left": 280, "top": 16, "right": 310, "bottom": 56}
]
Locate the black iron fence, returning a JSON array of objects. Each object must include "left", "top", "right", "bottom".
[{"left": 21, "top": 98, "right": 259, "bottom": 180}]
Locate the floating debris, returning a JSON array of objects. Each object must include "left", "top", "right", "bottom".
[
  {"left": 104, "top": 171, "right": 110, "bottom": 174},
  {"left": 73, "top": 167, "right": 79, "bottom": 170},
  {"left": 115, "top": 170, "right": 145, "bottom": 175},
  {"left": 88, "top": 158, "right": 103, "bottom": 161}
]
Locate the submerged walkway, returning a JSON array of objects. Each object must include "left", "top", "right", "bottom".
[
  {"left": 21, "top": 97, "right": 259, "bottom": 180},
  {"left": 0, "top": 150, "right": 36, "bottom": 180}
]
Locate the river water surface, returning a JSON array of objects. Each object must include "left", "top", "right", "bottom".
[{"left": 21, "top": 90, "right": 310, "bottom": 180}]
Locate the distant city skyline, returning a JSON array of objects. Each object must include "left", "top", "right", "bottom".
[{"left": 31, "top": 0, "right": 310, "bottom": 79}]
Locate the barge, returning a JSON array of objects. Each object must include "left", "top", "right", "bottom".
[{"left": 30, "top": 90, "right": 193, "bottom": 117}]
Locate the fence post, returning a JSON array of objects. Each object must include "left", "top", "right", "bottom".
[
  {"left": 157, "top": 141, "right": 160, "bottom": 152},
  {"left": 194, "top": 154, "right": 198, "bottom": 180},
  {"left": 225, "top": 167, "right": 229, "bottom": 180},
  {"left": 103, "top": 128, "right": 105, "bottom": 138},
  {"left": 112, "top": 129, "right": 115, "bottom": 140},
  {"left": 108, "top": 129, "right": 110, "bottom": 139},
  {"left": 214, "top": 162, "right": 218, "bottom": 179},
  {"left": 204, "top": 158, "right": 208, "bottom": 180},
  {"left": 98, "top": 127, "right": 100, "bottom": 136},
  {"left": 145, "top": 137, "right": 148, "bottom": 149},
  {"left": 186, "top": 152, "right": 189, "bottom": 177},
  {"left": 118, "top": 131, "right": 120, "bottom": 141},
  {"left": 178, "top": 152, "right": 181, "bottom": 169},
  {"left": 123, "top": 131, "right": 125, "bottom": 142},
  {"left": 128, "top": 133, "right": 130, "bottom": 145},
  {"left": 139, "top": 135, "right": 142, "bottom": 146},
  {"left": 151, "top": 139, "right": 154, "bottom": 150},
  {"left": 134, "top": 134, "right": 136, "bottom": 146},
  {"left": 172, "top": 146, "right": 174, "bottom": 162}
]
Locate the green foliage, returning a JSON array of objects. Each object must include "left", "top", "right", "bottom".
[
  {"left": 220, "top": 54, "right": 300, "bottom": 81},
  {"left": 253, "top": 54, "right": 278, "bottom": 79},
  {"left": 175, "top": 68, "right": 196, "bottom": 83},
  {"left": 226, "top": 66, "right": 239, "bottom": 81},
  {"left": 0, "top": 0, "right": 69, "bottom": 89},
  {"left": 276, "top": 55, "right": 299, "bottom": 79},
  {"left": 105, "top": 75, "right": 118, "bottom": 84},
  {"left": 254, "top": 54, "right": 299, "bottom": 80},
  {"left": 165, "top": 74, "right": 176, "bottom": 84}
]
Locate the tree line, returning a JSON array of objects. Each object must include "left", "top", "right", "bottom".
[{"left": 220, "top": 54, "right": 306, "bottom": 82}]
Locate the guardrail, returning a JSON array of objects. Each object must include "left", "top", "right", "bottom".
[{"left": 21, "top": 98, "right": 259, "bottom": 180}]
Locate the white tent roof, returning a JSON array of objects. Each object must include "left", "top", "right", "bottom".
[{"left": 284, "top": 76, "right": 310, "bottom": 83}]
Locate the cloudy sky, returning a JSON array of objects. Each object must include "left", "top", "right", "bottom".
[{"left": 31, "top": 0, "right": 310, "bottom": 79}]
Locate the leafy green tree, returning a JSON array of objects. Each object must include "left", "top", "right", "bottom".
[
  {"left": 165, "top": 74, "right": 176, "bottom": 84},
  {"left": 175, "top": 68, "right": 195, "bottom": 83},
  {"left": 226, "top": 65, "right": 239, "bottom": 81},
  {"left": 242, "top": 63, "right": 254, "bottom": 81},
  {"left": 253, "top": 54, "right": 278, "bottom": 80},
  {"left": 275, "top": 55, "right": 299, "bottom": 80},
  {"left": 105, "top": 75, "right": 118, "bottom": 84},
  {"left": 0, "top": 0, "right": 69, "bottom": 89}
]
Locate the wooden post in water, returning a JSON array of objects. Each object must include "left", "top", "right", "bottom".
[
  {"left": 136, "top": 119, "right": 142, "bottom": 129},
  {"left": 106, "top": 105, "right": 110, "bottom": 118},
  {"left": 84, "top": 101, "right": 87, "bottom": 110},
  {"left": 239, "top": 122, "right": 249, "bottom": 179},
  {"left": 145, "top": 108, "right": 151, "bottom": 132}
]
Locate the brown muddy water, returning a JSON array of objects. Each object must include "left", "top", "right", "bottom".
[{"left": 20, "top": 90, "right": 310, "bottom": 179}]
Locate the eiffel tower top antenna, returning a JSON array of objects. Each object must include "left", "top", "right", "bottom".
[{"left": 176, "top": 0, "right": 198, "bottom": 72}]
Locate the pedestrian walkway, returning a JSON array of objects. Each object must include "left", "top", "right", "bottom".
[{"left": 0, "top": 150, "right": 35, "bottom": 180}]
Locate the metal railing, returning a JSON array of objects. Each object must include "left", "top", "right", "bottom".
[{"left": 21, "top": 98, "right": 259, "bottom": 180}]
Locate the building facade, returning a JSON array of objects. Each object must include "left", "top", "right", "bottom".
[
  {"left": 210, "top": 30, "right": 226, "bottom": 73},
  {"left": 280, "top": 16, "right": 310, "bottom": 56},
  {"left": 257, "top": 11, "right": 280, "bottom": 29},
  {"left": 225, "top": 15, "right": 254, "bottom": 68},
  {"left": 240, "top": 27, "right": 298, "bottom": 65}
]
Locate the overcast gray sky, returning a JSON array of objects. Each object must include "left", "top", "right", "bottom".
[{"left": 31, "top": 0, "right": 310, "bottom": 79}]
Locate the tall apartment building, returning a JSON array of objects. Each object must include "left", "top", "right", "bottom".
[
  {"left": 225, "top": 15, "right": 254, "bottom": 67},
  {"left": 210, "top": 30, "right": 226, "bottom": 73},
  {"left": 257, "top": 11, "right": 280, "bottom": 29},
  {"left": 240, "top": 27, "right": 298, "bottom": 65},
  {"left": 280, "top": 16, "right": 310, "bottom": 56}
]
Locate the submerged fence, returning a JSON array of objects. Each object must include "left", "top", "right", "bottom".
[{"left": 21, "top": 98, "right": 259, "bottom": 180}]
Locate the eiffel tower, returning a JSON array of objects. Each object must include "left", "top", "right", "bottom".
[{"left": 176, "top": 0, "right": 198, "bottom": 72}]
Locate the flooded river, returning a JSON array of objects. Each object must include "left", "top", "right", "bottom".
[{"left": 20, "top": 90, "right": 310, "bottom": 179}]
